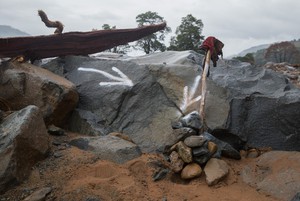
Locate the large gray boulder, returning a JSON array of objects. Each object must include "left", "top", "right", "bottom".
[
  {"left": 210, "top": 60, "right": 300, "bottom": 150},
  {"left": 63, "top": 52, "right": 200, "bottom": 152},
  {"left": 0, "top": 105, "right": 50, "bottom": 193},
  {"left": 51, "top": 51, "right": 300, "bottom": 152}
]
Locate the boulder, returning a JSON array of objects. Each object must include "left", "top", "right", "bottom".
[
  {"left": 0, "top": 61, "right": 78, "bottom": 126},
  {"left": 241, "top": 151, "right": 300, "bottom": 201},
  {"left": 210, "top": 61, "right": 300, "bottom": 151},
  {"left": 204, "top": 158, "right": 229, "bottom": 186},
  {"left": 69, "top": 135, "right": 141, "bottom": 164},
  {"left": 44, "top": 51, "right": 300, "bottom": 152},
  {"left": 63, "top": 52, "right": 199, "bottom": 152},
  {"left": 0, "top": 105, "right": 50, "bottom": 192}
]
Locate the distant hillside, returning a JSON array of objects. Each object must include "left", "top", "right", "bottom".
[
  {"left": 233, "top": 39, "right": 300, "bottom": 65},
  {"left": 237, "top": 44, "right": 270, "bottom": 57},
  {"left": 0, "top": 25, "right": 30, "bottom": 37}
]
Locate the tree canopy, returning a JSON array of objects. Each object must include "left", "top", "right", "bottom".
[
  {"left": 265, "top": 41, "right": 300, "bottom": 63},
  {"left": 134, "top": 11, "right": 171, "bottom": 54},
  {"left": 168, "top": 14, "right": 204, "bottom": 53},
  {"left": 233, "top": 53, "right": 255, "bottom": 65}
]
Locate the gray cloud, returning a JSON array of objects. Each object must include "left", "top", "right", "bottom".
[{"left": 0, "top": 0, "right": 299, "bottom": 56}]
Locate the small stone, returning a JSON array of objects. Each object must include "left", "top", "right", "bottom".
[
  {"left": 171, "top": 121, "right": 183, "bottom": 129},
  {"left": 24, "top": 187, "right": 52, "bottom": 201},
  {"left": 193, "top": 153, "right": 211, "bottom": 165},
  {"left": 53, "top": 152, "right": 63, "bottom": 158},
  {"left": 48, "top": 124, "right": 65, "bottom": 136},
  {"left": 169, "top": 151, "right": 184, "bottom": 173},
  {"left": 172, "top": 127, "right": 197, "bottom": 141},
  {"left": 192, "top": 146, "right": 209, "bottom": 157},
  {"left": 180, "top": 111, "right": 203, "bottom": 130},
  {"left": 207, "top": 141, "right": 218, "bottom": 155},
  {"left": 204, "top": 158, "right": 229, "bottom": 186},
  {"left": 184, "top": 135, "right": 206, "bottom": 148},
  {"left": 152, "top": 168, "right": 169, "bottom": 181},
  {"left": 181, "top": 163, "right": 202, "bottom": 180},
  {"left": 172, "top": 141, "right": 193, "bottom": 163},
  {"left": 52, "top": 141, "right": 62, "bottom": 146},
  {"left": 247, "top": 149, "right": 259, "bottom": 158}
]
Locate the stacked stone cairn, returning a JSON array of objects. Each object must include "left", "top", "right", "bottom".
[{"left": 168, "top": 111, "right": 241, "bottom": 186}]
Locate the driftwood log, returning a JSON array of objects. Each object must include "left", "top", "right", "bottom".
[{"left": 0, "top": 23, "right": 166, "bottom": 61}]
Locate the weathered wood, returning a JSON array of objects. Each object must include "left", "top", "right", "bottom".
[
  {"left": 0, "top": 23, "right": 166, "bottom": 60},
  {"left": 199, "top": 49, "right": 211, "bottom": 132},
  {"left": 38, "top": 10, "right": 64, "bottom": 34}
]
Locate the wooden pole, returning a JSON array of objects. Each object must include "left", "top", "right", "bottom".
[{"left": 199, "top": 50, "right": 211, "bottom": 132}]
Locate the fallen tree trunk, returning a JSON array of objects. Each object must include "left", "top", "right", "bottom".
[{"left": 0, "top": 23, "right": 166, "bottom": 60}]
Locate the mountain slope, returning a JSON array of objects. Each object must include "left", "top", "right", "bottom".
[{"left": 0, "top": 25, "right": 30, "bottom": 37}]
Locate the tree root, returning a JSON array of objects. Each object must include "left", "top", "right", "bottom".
[{"left": 38, "top": 10, "right": 64, "bottom": 34}]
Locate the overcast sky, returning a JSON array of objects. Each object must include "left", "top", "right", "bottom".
[{"left": 1, "top": 0, "right": 299, "bottom": 57}]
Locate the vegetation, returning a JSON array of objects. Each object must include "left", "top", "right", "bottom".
[
  {"left": 168, "top": 14, "right": 204, "bottom": 53},
  {"left": 264, "top": 41, "right": 300, "bottom": 63},
  {"left": 233, "top": 53, "right": 255, "bottom": 65},
  {"left": 101, "top": 24, "right": 131, "bottom": 54},
  {"left": 134, "top": 11, "right": 171, "bottom": 54}
]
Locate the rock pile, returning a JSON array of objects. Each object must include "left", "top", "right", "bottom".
[
  {"left": 167, "top": 111, "right": 240, "bottom": 185},
  {"left": 264, "top": 62, "right": 300, "bottom": 88}
]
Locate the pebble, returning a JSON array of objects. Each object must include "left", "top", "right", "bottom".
[
  {"left": 247, "top": 149, "right": 260, "bottom": 158},
  {"left": 153, "top": 168, "right": 169, "bottom": 181},
  {"left": 172, "top": 127, "right": 197, "bottom": 141},
  {"left": 193, "top": 153, "right": 211, "bottom": 165},
  {"left": 180, "top": 111, "right": 203, "bottom": 130},
  {"left": 171, "top": 141, "right": 193, "bottom": 163},
  {"left": 207, "top": 141, "right": 218, "bottom": 155},
  {"left": 170, "top": 151, "right": 184, "bottom": 173},
  {"left": 181, "top": 163, "right": 202, "bottom": 180},
  {"left": 192, "top": 146, "right": 209, "bottom": 157},
  {"left": 184, "top": 135, "right": 206, "bottom": 148},
  {"left": 47, "top": 124, "right": 65, "bottom": 136},
  {"left": 53, "top": 152, "right": 63, "bottom": 158}
]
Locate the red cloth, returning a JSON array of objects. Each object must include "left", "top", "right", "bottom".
[
  {"left": 200, "top": 36, "right": 224, "bottom": 67},
  {"left": 200, "top": 36, "right": 216, "bottom": 53}
]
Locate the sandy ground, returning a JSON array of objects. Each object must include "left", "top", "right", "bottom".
[{"left": 1, "top": 132, "right": 280, "bottom": 201}]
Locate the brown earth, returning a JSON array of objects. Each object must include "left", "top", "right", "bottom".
[{"left": 0, "top": 132, "right": 280, "bottom": 201}]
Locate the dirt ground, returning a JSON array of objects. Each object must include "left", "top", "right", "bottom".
[{"left": 1, "top": 132, "right": 280, "bottom": 201}]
